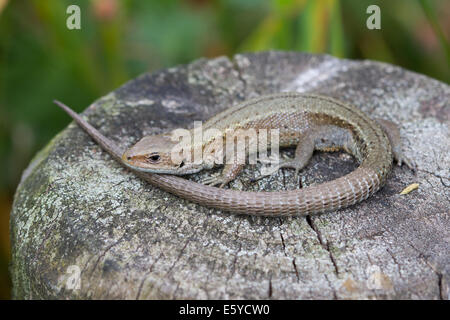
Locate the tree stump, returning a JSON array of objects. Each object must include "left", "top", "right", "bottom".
[{"left": 10, "top": 52, "right": 449, "bottom": 299}]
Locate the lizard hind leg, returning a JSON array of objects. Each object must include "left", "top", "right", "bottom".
[{"left": 376, "top": 119, "right": 416, "bottom": 171}]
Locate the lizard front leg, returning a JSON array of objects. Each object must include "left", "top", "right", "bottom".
[
  {"left": 201, "top": 162, "right": 244, "bottom": 188},
  {"left": 252, "top": 131, "right": 315, "bottom": 182}
]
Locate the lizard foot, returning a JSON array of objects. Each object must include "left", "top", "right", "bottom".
[
  {"left": 278, "top": 159, "right": 304, "bottom": 179},
  {"left": 200, "top": 176, "right": 230, "bottom": 188},
  {"left": 251, "top": 157, "right": 304, "bottom": 182},
  {"left": 393, "top": 149, "right": 416, "bottom": 173}
]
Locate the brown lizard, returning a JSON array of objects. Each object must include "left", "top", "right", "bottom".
[{"left": 55, "top": 93, "right": 414, "bottom": 216}]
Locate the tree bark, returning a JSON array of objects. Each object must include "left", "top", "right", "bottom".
[{"left": 10, "top": 52, "right": 449, "bottom": 299}]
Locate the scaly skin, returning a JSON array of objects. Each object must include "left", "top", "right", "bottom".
[{"left": 55, "top": 93, "right": 413, "bottom": 216}]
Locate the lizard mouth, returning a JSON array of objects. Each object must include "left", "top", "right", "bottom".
[{"left": 121, "top": 156, "right": 202, "bottom": 175}]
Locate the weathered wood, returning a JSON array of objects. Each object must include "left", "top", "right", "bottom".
[{"left": 10, "top": 52, "right": 449, "bottom": 299}]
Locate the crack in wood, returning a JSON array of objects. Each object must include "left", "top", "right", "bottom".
[{"left": 306, "top": 215, "right": 339, "bottom": 275}]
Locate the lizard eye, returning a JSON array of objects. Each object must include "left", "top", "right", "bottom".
[{"left": 146, "top": 154, "right": 161, "bottom": 163}]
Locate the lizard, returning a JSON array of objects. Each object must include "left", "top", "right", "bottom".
[{"left": 54, "top": 92, "right": 415, "bottom": 217}]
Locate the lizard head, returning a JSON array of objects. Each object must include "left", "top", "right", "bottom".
[{"left": 122, "top": 132, "right": 203, "bottom": 175}]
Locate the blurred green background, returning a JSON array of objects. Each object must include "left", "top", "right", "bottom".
[{"left": 0, "top": 0, "right": 448, "bottom": 299}]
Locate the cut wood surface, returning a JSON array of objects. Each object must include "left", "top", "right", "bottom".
[{"left": 10, "top": 52, "right": 449, "bottom": 299}]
